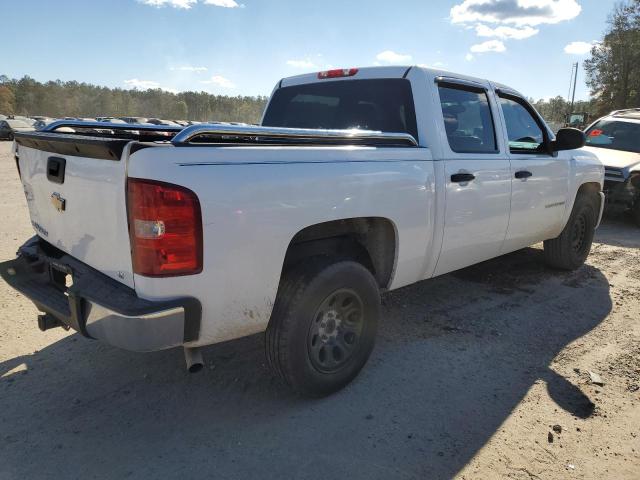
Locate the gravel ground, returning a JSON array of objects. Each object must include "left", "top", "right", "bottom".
[{"left": 0, "top": 141, "right": 638, "bottom": 479}]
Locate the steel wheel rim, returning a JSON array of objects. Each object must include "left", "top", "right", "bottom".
[
  {"left": 307, "top": 288, "right": 365, "bottom": 373},
  {"left": 571, "top": 212, "right": 588, "bottom": 254}
]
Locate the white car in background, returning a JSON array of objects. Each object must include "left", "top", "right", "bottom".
[{"left": 584, "top": 108, "right": 640, "bottom": 226}]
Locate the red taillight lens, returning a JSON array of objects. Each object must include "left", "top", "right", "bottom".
[
  {"left": 317, "top": 68, "right": 359, "bottom": 79},
  {"left": 127, "top": 178, "right": 203, "bottom": 277}
]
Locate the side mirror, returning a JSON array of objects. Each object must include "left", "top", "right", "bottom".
[{"left": 553, "top": 127, "right": 585, "bottom": 152}]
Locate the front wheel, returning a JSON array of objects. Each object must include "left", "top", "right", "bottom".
[
  {"left": 543, "top": 193, "right": 598, "bottom": 270},
  {"left": 266, "top": 258, "right": 380, "bottom": 397}
]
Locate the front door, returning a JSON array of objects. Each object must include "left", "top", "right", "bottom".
[
  {"left": 433, "top": 79, "right": 512, "bottom": 276},
  {"left": 496, "top": 93, "right": 569, "bottom": 253}
]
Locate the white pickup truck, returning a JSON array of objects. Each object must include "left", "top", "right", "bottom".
[{"left": 2, "top": 66, "right": 604, "bottom": 397}]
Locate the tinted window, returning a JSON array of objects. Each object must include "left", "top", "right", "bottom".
[
  {"left": 262, "top": 79, "right": 418, "bottom": 141},
  {"left": 585, "top": 119, "right": 640, "bottom": 153},
  {"left": 437, "top": 85, "right": 497, "bottom": 153},
  {"left": 499, "top": 97, "right": 545, "bottom": 153}
]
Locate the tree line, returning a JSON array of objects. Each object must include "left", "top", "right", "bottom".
[{"left": 0, "top": 75, "right": 268, "bottom": 123}]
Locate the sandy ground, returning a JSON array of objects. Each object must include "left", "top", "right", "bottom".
[{"left": 0, "top": 141, "right": 638, "bottom": 480}]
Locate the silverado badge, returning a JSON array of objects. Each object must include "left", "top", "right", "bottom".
[{"left": 51, "top": 192, "right": 66, "bottom": 212}]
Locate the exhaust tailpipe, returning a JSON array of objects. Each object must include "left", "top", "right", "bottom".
[{"left": 184, "top": 347, "right": 204, "bottom": 373}]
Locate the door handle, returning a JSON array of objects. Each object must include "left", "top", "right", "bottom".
[
  {"left": 451, "top": 172, "right": 476, "bottom": 183},
  {"left": 515, "top": 170, "right": 532, "bottom": 179},
  {"left": 47, "top": 157, "right": 66, "bottom": 184}
]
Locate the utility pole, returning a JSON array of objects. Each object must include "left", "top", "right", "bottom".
[
  {"left": 566, "top": 62, "right": 579, "bottom": 125},
  {"left": 570, "top": 62, "right": 578, "bottom": 113}
]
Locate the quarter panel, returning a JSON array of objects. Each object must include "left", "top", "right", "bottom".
[{"left": 127, "top": 146, "right": 435, "bottom": 346}]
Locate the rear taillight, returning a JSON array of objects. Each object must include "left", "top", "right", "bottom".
[
  {"left": 317, "top": 68, "right": 359, "bottom": 79},
  {"left": 127, "top": 178, "right": 203, "bottom": 277}
]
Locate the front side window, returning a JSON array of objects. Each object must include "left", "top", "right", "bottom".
[
  {"left": 499, "top": 96, "right": 546, "bottom": 153},
  {"left": 437, "top": 84, "right": 497, "bottom": 154},
  {"left": 585, "top": 119, "right": 640, "bottom": 153}
]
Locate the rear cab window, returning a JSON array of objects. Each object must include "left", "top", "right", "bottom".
[
  {"left": 262, "top": 79, "right": 418, "bottom": 142},
  {"left": 437, "top": 83, "right": 497, "bottom": 154}
]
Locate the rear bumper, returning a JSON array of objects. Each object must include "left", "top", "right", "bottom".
[{"left": 0, "top": 237, "right": 201, "bottom": 352}]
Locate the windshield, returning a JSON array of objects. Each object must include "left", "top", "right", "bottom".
[
  {"left": 585, "top": 119, "right": 640, "bottom": 153},
  {"left": 262, "top": 78, "right": 418, "bottom": 141}
]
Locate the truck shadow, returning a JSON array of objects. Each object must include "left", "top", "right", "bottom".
[{"left": 0, "top": 247, "right": 611, "bottom": 480}]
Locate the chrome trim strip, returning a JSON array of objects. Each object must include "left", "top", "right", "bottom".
[{"left": 171, "top": 124, "right": 418, "bottom": 147}]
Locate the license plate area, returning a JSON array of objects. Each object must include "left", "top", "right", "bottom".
[{"left": 49, "top": 261, "right": 73, "bottom": 293}]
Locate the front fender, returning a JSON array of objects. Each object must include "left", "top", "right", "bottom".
[{"left": 560, "top": 149, "right": 605, "bottom": 230}]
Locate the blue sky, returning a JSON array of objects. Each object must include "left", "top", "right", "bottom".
[{"left": 2, "top": 0, "right": 615, "bottom": 100}]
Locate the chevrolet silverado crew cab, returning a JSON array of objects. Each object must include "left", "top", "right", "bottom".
[
  {"left": 2, "top": 66, "right": 604, "bottom": 397},
  {"left": 583, "top": 108, "right": 640, "bottom": 227}
]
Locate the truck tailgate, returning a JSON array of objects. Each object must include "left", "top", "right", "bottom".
[{"left": 16, "top": 137, "right": 134, "bottom": 288}]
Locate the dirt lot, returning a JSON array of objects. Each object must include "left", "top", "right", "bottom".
[{"left": 0, "top": 141, "right": 638, "bottom": 480}]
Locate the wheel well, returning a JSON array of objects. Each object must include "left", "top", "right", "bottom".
[
  {"left": 282, "top": 217, "right": 397, "bottom": 289},
  {"left": 577, "top": 182, "right": 600, "bottom": 197}
]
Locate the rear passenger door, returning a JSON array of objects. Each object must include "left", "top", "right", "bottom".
[
  {"left": 495, "top": 91, "right": 569, "bottom": 253},
  {"left": 433, "top": 79, "right": 512, "bottom": 276}
]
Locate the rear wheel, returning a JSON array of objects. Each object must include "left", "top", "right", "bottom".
[
  {"left": 7, "top": 132, "right": 14, "bottom": 141},
  {"left": 266, "top": 258, "right": 379, "bottom": 397},
  {"left": 544, "top": 193, "right": 598, "bottom": 270}
]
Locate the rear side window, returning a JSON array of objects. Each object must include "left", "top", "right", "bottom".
[
  {"left": 262, "top": 79, "right": 418, "bottom": 141},
  {"left": 437, "top": 84, "right": 497, "bottom": 154}
]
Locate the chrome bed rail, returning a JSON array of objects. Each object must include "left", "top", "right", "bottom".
[
  {"left": 41, "top": 120, "right": 419, "bottom": 147},
  {"left": 171, "top": 124, "right": 418, "bottom": 147}
]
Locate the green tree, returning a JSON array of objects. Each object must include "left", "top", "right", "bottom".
[
  {"left": 0, "top": 85, "right": 15, "bottom": 114},
  {"left": 0, "top": 75, "right": 268, "bottom": 123},
  {"left": 584, "top": 0, "right": 640, "bottom": 115}
]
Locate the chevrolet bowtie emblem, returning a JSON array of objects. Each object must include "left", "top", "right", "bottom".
[{"left": 51, "top": 192, "right": 66, "bottom": 212}]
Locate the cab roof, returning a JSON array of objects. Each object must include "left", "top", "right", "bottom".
[{"left": 278, "top": 65, "right": 523, "bottom": 97}]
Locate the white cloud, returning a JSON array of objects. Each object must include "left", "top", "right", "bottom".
[
  {"left": 465, "top": 53, "right": 475, "bottom": 61},
  {"left": 564, "top": 40, "right": 595, "bottom": 55},
  {"left": 170, "top": 66, "right": 208, "bottom": 72},
  {"left": 451, "top": 0, "right": 582, "bottom": 27},
  {"left": 376, "top": 50, "right": 413, "bottom": 64},
  {"left": 138, "top": 0, "right": 239, "bottom": 8},
  {"left": 200, "top": 75, "right": 236, "bottom": 89},
  {"left": 475, "top": 24, "right": 539, "bottom": 39},
  {"left": 286, "top": 59, "right": 318, "bottom": 69},
  {"left": 470, "top": 39, "right": 507, "bottom": 53},
  {"left": 138, "top": 0, "right": 197, "bottom": 8},
  {"left": 202, "top": 0, "right": 239, "bottom": 7},
  {"left": 124, "top": 79, "right": 162, "bottom": 89}
]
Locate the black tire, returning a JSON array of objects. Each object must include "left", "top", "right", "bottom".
[
  {"left": 7, "top": 132, "right": 14, "bottom": 141},
  {"left": 544, "top": 193, "right": 598, "bottom": 270},
  {"left": 266, "top": 257, "right": 380, "bottom": 397}
]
